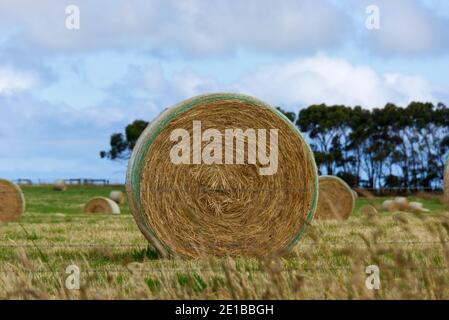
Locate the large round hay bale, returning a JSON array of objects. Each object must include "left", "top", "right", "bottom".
[
  {"left": 0, "top": 179, "right": 25, "bottom": 222},
  {"left": 109, "top": 190, "right": 126, "bottom": 205},
  {"left": 126, "top": 93, "right": 318, "bottom": 258},
  {"left": 53, "top": 179, "right": 66, "bottom": 191},
  {"left": 394, "top": 196, "right": 409, "bottom": 211},
  {"left": 315, "top": 176, "right": 354, "bottom": 220},
  {"left": 84, "top": 197, "right": 120, "bottom": 214}
]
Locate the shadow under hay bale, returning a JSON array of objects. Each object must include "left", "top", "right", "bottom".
[
  {"left": 84, "top": 197, "right": 120, "bottom": 214},
  {"left": 126, "top": 93, "right": 318, "bottom": 258},
  {"left": 314, "top": 176, "right": 354, "bottom": 220},
  {"left": 53, "top": 179, "right": 66, "bottom": 191},
  {"left": 0, "top": 179, "right": 25, "bottom": 222},
  {"left": 109, "top": 190, "right": 126, "bottom": 205}
]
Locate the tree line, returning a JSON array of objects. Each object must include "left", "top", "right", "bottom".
[{"left": 101, "top": 101, "right": 449, "bottom": 189}]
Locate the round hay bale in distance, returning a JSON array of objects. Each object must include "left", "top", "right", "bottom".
[
  {"left": 382, "top": 199, "right": 399, "bottom": 212},
  {"left": 53, "top": 179, "right": 66, "bottom": 191},
  {"left": 358, "top": 204, "right": 378, "bottom": 217},
  {"left": 352, "top": 190, "right": 358, "bottom": 199},
  {"left": 394, "top": 197, "right": 409, "bottom": 211},
  {"left": 126, "top": 93, "right": 318, "bottom": 258},
  {"left": 408, "top": 201, "right": 430, "bottom": 213},
  {"left": 84, "top": 197, "right": 120, "bottom": 214},
  {"left": 0, "top": 179, "right": 25, "bottom": 222},
  {"left": 109, "top": 190, "right": 126, "bottom": 205},
  {"left": 315, "top": 176, "right": 354, "bottom": 220}
]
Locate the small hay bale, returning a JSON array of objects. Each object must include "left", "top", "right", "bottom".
[
  {"left": 53, "top": 179, "right": 66, "bottom": 191},
  {"left": 352, "top": 189, "right": 358, "bottom": 199},
  {"left": 126, "top": 93, "right": 318, "bottom": 258},
  {"left": 0, "top": 179, "right": 25, "bottom": 222},
  {"left": 407, "top": 201, "right": 430, "bottom": 213},
  {"left": 394, "top": 196, "right": 409, "bottom": 211},
  {"left": 109, "top": 190, "right": 126, "bottom": 205},
  {"left": 84, "top": 197, "right": 120, "bottom": 214},
  {"left": 358, "top": 204, "right": 378, "bottom": 217},
  {"left": 315, "top": 176, "right": 354, "bottom": 220},
  {"left": 382, "top": 199, "right": 399, "bottom": 212}
]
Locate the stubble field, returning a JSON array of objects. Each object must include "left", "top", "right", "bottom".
[{"left": 0, "top": 186, "right": 448, "bottom": 299}]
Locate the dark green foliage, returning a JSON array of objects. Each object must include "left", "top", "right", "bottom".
[
  {"left": 102, "top": 101, "right": 449, "bottom": 189},
  {"left": 100, "top": 119, "right": 148, "bottom": 160},
  {"left": 298, "top": 101, "right": 449, "bottom": 189},
  {"left": 276, "top": 106, "right": 296, "bottom": 122}
]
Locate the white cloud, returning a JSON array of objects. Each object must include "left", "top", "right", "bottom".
[
  {"left": 105, "top": 65, "right": 220, "bottom": 108},
  {"left": 0, "top": 66, "right": 38, "bottom": 95},
  {"left": 0, "top": 0, "right": 350, "bottom": 55},
  {"left": 236, "top": 54, "right": 443, "bottom": 108},
  {"left": 0, "top": 95, "right": 130, "bottom": 181},
  {"left": 1, "top": 0, "right": 448, "bottom": 60},
  {"left": 104, "top": 55, "right": 446, "bottom": 111},
  {"left": 0, "top": 54, "right": 447, "bottom": 181},
  {"left": 357, "top": 0, "right": 449, "bottom": 56}
]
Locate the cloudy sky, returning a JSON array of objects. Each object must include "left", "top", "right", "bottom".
[{"left": 0, "top": 0, "right": 448, "bottom": 182}]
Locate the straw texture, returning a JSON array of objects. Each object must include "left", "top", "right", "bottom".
[
  {"left": 315, "top": 175, "right": 354, "bottom": 220},
  {"left": 84, "top": 197, "right": 120, "bottom": 214},
  {"left": 0, "top": 179, "right": 25, "bottom": 222},
  {"left": 126, "top": 93, "right": 318, "bottom": 258}
]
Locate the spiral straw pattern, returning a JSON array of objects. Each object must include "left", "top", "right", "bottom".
[{"left": 126, "top": 93, "right": 318, "bottom": 258}]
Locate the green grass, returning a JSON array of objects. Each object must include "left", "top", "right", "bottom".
[
  {"left": 0, "top": 186, "right": 448, "bottom": 299},
  {"left": 21, "top": 185, "right": 129, "bottom": 216}
]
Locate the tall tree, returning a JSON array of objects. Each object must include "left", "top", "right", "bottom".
[
  {"left": 297, "top": 104, "right": 352, "bottom": 176},
  {"left": 100, "top": 120, "right": 148, "bottom": 161}
]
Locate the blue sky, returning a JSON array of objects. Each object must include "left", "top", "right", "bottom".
[{"left": 0, "top": 0, "right": 448, "bottom": 182}]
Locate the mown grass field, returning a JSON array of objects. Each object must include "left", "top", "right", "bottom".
[{"left": 0, "top": 186, "right": 448, "bottom": 299}]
